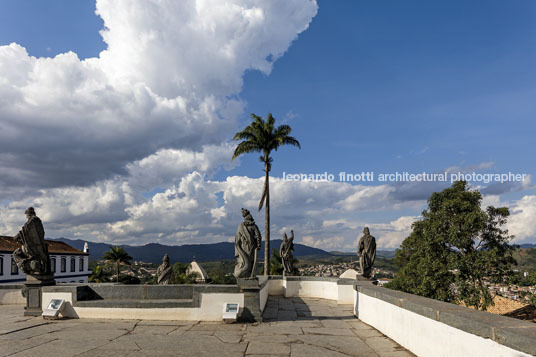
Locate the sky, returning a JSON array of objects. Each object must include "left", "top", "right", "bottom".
[{"left": 0, "top": 0, "right": 535, "bottom": 252}]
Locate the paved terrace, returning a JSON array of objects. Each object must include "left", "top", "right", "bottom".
[{"left": 0, "top": 296, "right": 413, "bottom": 357}]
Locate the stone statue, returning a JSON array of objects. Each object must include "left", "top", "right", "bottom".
[
  {"left": 280, "top": 230, "right": 294, "bottom": 275},
  {"left": 233, "top": 208, "right": 262, "bottom": 279},
  {"left": 13, "top": 207, "right": 53, "bottom": 282},
  {"left": 156, "top": 254, "right": 174, "bottom": 285},
  {"left": 357, "top": 227, "right": 376, "bottom": 279}
]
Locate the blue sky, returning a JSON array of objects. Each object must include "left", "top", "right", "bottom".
[
  {"left": 0, "top": 0, "right": 534, "bottom": 250},
  {"left": 240, "top": 0, "right": 536, "bottom": 180}
]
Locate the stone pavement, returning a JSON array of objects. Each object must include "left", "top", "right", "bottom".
[{"left": 0, "top": 296, "right": 414, "bottom": 356}]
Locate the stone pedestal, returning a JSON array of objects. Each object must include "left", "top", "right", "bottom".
[
  {"left": 356, "top": 274, "right": 378, "bottom": 285},
  {"left": 23, "top": 278, "right": 55, "bottom": 316},
  {"left": 236, "top": 278, "right": 262, "bottom": 322}
]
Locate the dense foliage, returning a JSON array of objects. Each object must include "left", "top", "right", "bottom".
[
  {"left": 387, "top": 181, "right": 516, "bottom": 310},
  {"left": 269, "top": 248, "right": 284, "bottom": 275},
  {"left": 89, "top": 264, "right": 111, "bottom": 283},
  {"left": 172, "top": 262, "right": 198, "bottom": 284}
]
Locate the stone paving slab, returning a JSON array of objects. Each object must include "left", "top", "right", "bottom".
[
  {"left": 0, "top": 336, "right": 56, "bottom": 356},
  {"left": 0, "top": 298, "right": 414, "bottom": 357},
  {"left": 296, "top": 334, "right": 378, "bottom": 357},
  {"left": 246, "top": 341, "right": 290, "bottom": 355}
]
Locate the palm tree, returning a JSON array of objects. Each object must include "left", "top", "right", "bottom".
[
  {"left": 89, "top": 265, "right": 110, "bottom": 283},
  {"left": 232, "top": 113, "right": 301, "bottom": 275},
  {"left": 102, "top": 246, "right": 133, "bottom": 283}
]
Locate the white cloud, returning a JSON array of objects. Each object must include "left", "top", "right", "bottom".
[
  {"left": 508, "top": 195, "right": 536, "bottom": 244},
  {"left": 339, "top": 185, "right": 395, "bottom": 211},
  {"left": 0, "top": 172, "right": 423, "bottom": 250},
  {"left": 367, "top": 216, "right": 419, "bottom": 249},
  {"left": 301, "top": 235, "right": 345, "bottom": 251},
  {"left": 7, "top": 167, "right": 531, "bottom": 251},
  {"left": 0, "top": 0, "right": 318, "bottom": 196},
  {"left": 126, "top": 143, "right": 239, "bottom": 191}
]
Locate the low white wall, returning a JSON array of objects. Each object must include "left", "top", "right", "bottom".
[
  {"left": 284, "top": 280, "right": 339, "bottom": 300},
  {"left": 260, "top": 277, "right": 354, "bottom": 306},
  {"left": 267, "top": 278, "right": 284, "bottom": 295},
  {"left": 356, "top": 292, "right": 531, "bottom": 357},
  {"left": 259, "top": 276, "right": 269, "bottom": 311},
  {"left": 0, "top": 289, "right": 25, "bottom": 305},
  {"left": 42, "top": 292, "right": 244, "bottom": 321},
  {"left": 337, "top": 283, "right": 354, "bottom": 304}
]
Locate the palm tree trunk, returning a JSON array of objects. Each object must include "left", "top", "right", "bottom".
[
  {"left": 264, "top": 163, "right": 270, "bottom": 276},
  {"left": 117, "top": 262, "right": 120, "bottom": 283}
]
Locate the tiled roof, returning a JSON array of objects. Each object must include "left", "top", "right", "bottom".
[
  {"left": 0, "top": 236, "right": 20, "bottom": 252},
  {"left": 0, "top": 235, "right": 87, "bottom": 255}
]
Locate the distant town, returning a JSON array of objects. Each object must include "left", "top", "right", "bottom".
[{"left": 93, "top": 256, "right": 536, "bottom": 311}]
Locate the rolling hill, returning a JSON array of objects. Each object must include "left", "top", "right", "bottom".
[{"left": 51, "top": 237, "right": 334, "bottom": 264}]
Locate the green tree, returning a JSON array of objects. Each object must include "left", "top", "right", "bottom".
[
  {"left": 232, "top": 113, "right": 301, "bottom": 275},
  {"left": 118, "top": 275, "right": 141, "bottom": 285},
  {"left": 270, "top": 248, "right": 283, "bottom": 275},
  {"left": 170, "top": 262, "right": 198, "bottom": 284},
  {"left": 529, "top": 293, "right": 536, "bottom": 308},
  {"left": 527, "top": 271, "right": 536, "bottom": 286},
  {"left": 387, "top": 181, "right": 516, "bottom": 310},
  {"left": 89, "top": 265, "right": 110, "bottom": 283},
  {"left": 102, "top": 246, "right": 133, "bottom": 283},
  {"left": 205, "top": 261, "right": 236, "bottom": 284}
]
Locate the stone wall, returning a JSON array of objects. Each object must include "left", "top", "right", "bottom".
[
  {"left": 354, "top": 281, "right": 536, "bottom": 357},
  {"left": 42, "top": 283, "right": 244, "bottom": 321}
]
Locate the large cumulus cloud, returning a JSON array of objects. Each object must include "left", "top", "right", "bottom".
[
  {"left": 0, "top": 174, "right": 420, "bottom": 249},
  {"left": 0, "top": 0, "right": 318, "bottom": 196}
]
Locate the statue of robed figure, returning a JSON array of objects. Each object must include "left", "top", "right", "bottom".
[
  {"left": 156, "top": 254, "right": 174, "bottom": 285},
  {"left": 357, "top": 227, "right": 376, "bottom": 279},
  {"left": 233, "top": 208, "right": 262, "bottom": 279},
  {"left": 280, "top": 230, "right": 295, "bottom": 276},
  {"left": 13, "top": 207, "right": 53, "bottom": 282}
]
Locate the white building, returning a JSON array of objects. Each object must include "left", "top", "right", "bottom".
[
  {"left": 0, "top": 236, "right": 91, "bottom": 284},
  {"left": 186, "top": 258, "right": 209, "bottom": 283}
]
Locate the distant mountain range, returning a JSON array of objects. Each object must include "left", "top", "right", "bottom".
[
  {"left": 519, "top": 243, "right": 536, "bottom": 249},
  {"left": 50, "top": 237, "right": 529, "bottom": 264},
  {"left": 51, "top": 237, "right": 334, "bottom": 264}
]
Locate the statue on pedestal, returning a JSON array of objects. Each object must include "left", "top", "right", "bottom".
[
  {"left": 13, "top": 207, "right": 53, "bottom": 282},
  {"left": 357, "top": 227, "right": 376, "bottom": 279},
  {"left": 233, "top": 208, "right": 262, "bottom": 279},
  {"left": 280, "top": 230, "right": 294, "bottom": 276},
  {"left": 156, "top": 254, "right": 174, "bottom": 285}
]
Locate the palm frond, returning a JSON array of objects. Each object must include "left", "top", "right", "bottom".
[
  {"left": 233, "top": 130, "right": 257, "bottom": 142},
  {"left": 274, "top": 124, "right": 292, "bottom": 137},
  {"left": 266, "top": 113, "right": 276, "bottom": 128},
  {"left": 280, "top": 136, "right": 301, "bottom": 149},
  {"left": 232, "top": 141, "right": 262, "bottom": 160}
]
